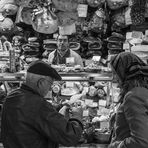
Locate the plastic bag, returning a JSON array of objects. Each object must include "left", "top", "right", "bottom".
[
  {"left": 88, "top": 8, "right": 105, "bottom": 33},
  {"left": 31, "top": 6, "right": 58, "bottom": 34}
]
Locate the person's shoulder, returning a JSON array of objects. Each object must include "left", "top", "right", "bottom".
[
  {"left": 48, "top": 50, "right": 56, "bottom": 56},
  {"left": 124, "top": 87, "right": 148, "bottom": 103},
  {"left": 70, "top": 49, "right": 80, "bottom": 57}
]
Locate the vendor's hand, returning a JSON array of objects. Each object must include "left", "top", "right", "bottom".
[
  {"left": 59, "top": 105, "right": 70, "bottom": 120},
  {"left": 70, "top": 106, "right": 83, "bottom": 122}
]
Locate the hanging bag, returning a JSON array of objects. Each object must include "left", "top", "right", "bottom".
[
  {"left": 31, "top": 6, "right": 58, "bottom": 34},
  {"left": 0, "top": 0, "right": 18, "bottom": 16}
]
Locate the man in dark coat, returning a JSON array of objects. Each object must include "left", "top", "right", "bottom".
[{"left": 1, "top": 60, "right": 83, "bottom": 148}]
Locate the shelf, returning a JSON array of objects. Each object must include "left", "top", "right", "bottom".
[
  {"left": 60, "top": 72, "right": 113, "bottom": 81},
  {"left": 0, "top": 72, "right": 113, "bottom": 82}
]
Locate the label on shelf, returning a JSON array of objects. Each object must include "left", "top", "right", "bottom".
[
  {"left": 66, "top": 57, "right": 75, "bottom": 65},
  {"left": 85, "top": 99, "right": 93, "bottom": 106},
  {"left": 83, "top": 109, "right": 89, "bottom": 117},
  {"left": 66, "top": 82, "right": 74, "bottom": 88}
]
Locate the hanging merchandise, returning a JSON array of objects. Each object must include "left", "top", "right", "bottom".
[
  {"left": 56, "top": 11, "right": 78, "bottom": 27},
  {"left": 16, "top": 6, "right": 33, "bottom": 25},
  {"left": 22, "top": 38, "right": 40, "bottom": 64},
  {"left": 31, "top": 5, "right": 58, "bottom": 34},
  {"left": 107, "top": 32, "right": 125, "bottom": 54},
  {"left": 107, "top": 32, "right": 125, "bottom": 43},
  {"left": 88, "top": 38, "right": 102, "bottom": 50},
  {"left": 0, "top": 0, "right": 18, "bottom": 16},
  {"left": 86, "top": 0, "right": 105, "bottom": 8},
  {"left": 107, "top": 42, "right": 123, "bottom": 50},
  {"left": 106, "top": 0, "right": 128, "bottom": 10},
  {"left": 111, "top": 9, "right": 126, "bottom": 32},
  {"left": 15, "top": 0, "right": 31, "bottom": 6},
  {"left": 52, "top": 0, "right": 78, "bottom": 12},
  {"left": 88, "top": 8, "right": 106, "bottom": 33},
  {"left": 130, "top": 0, "right": 146, "bottom": 26},
  {"left": 0, "top": 17, "right": 14, "bottom": 34},
  {"left": 69, "top": 42, "right": 80, "bottom": 51}
]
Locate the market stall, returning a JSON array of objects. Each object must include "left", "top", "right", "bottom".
[{"left": 1, "top": 0, "right": 148, "bottom": 147}]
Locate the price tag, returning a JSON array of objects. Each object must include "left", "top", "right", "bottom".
[
  {"left": 99, "top": 100, "right": 106, "bottom": 107},
  {"left": 126, "top": 32, "right": 132, "bottom": 39},
  {"left": 100, "top": 121, "right": 109, "bottom": 129},
  {"left": 145, "top": 30, "right": 148, "bottom": 36},
  {"left": 132, "top": 31, "right": 143, "bottom": 39},
  {"left": 83, "top": 109, "right": 89, "bottom": 117},
  {"left": 77, "top": 4, "right": 88, "bottom": 17},
  {"left": 123, "top": 42, "right": 130, "bottom": 50},
  {"left": 66, "top": 82, "right": 74, "bottom": 88},
  {"left": 85, "top": 99, "right": 93, "bottom": 106},
  {"left": 92, "top": 56, "right": 101, "bottom": 62},
  {"left": 53, "top": 33, "right": 58, "bottom": 39},
  {"left": 66, "top": 57, "right": 74, "bottom": 64}
]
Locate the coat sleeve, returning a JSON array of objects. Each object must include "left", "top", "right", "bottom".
[
  {"left": 35, "top": 100, "right": 83, "bottom": 146},
  {"left": 108, "top": 94, "right": 148, "bottom": 148}
]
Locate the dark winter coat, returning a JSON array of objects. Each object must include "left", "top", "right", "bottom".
[
  {"left": 109, "top": 87, "right": 148, "bottom": 148},
  {"left": 1, "top": 84, "right": 83, "bottom": 148}
]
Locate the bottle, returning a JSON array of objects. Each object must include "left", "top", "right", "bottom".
[{"left": 4, "top": 41, "right": 16, "bottom": 73}]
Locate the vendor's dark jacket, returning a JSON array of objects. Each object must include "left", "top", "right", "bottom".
[
  {"left": 110, "top": 87, "right": 148, "bottom": 148},
  {"left": 1, "top": 84, "right": 83, "bottom": 148}
]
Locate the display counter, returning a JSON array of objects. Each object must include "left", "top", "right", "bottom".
[
  {"left": 60, "top": 144, "right": 108, "bottom": 148},
  {"left": 0, "top": 72, "right": 113, "bottom": 82},
  {"left": 0, "top": 72, "right": 112, "bottom": 148},
  {"left": 0, "top": 143, "right": 108, "bottom": 148}
]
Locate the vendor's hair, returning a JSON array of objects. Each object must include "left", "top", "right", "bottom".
[{"left": 118, "top": 75, "right": 148, "bottom": 104}]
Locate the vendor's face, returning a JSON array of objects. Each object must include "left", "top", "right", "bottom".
[{"left": 57, "top": 36, "right": 69, "bottom": 53}]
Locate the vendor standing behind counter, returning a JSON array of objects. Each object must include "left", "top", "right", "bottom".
[
  {"left": 1, "top": 60, "right": 83, "bottom": 148},
  {"left": 48, "top": 35, "right": 84, "bottom": 67}
]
